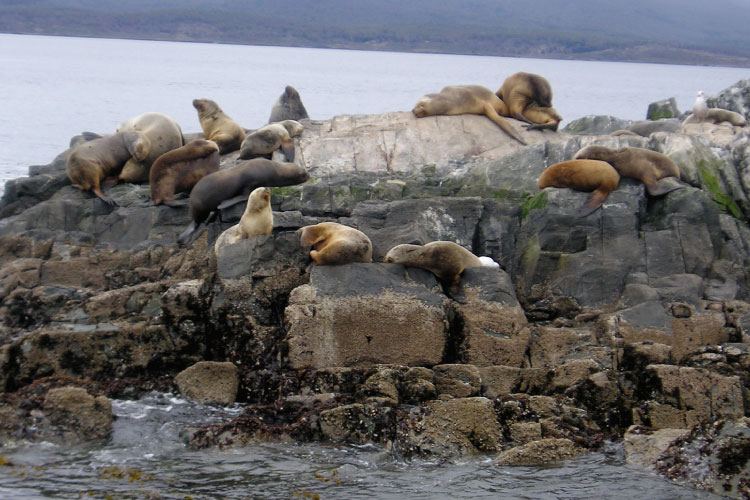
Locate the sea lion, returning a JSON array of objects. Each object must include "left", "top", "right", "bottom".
[
  {"left": 238, "top": 120, "right": 304, "bottom": 162},
  {"left": 268, "top": 85, "right": 309, "bottom": 123},
  {"left": 177, "top": 159, "right": 309, "bottom": 245},
  {"left": 213, "top": 187, "right": 273, "bottom": 256},
  {"left": 574, "top": 145, "right": 683, "bottom": 196},
  {"left": 496, "top": 72, "right": 563, "bottom": 131},
  {"left": 683, "top": 108, "right": 747, "bottom": 126},
  {"left": 66, "top": 130, "right": 150, "bottom": 206},
  {"left": 298, "top": 222, "right": 373, "bottom": 265},
  {"left": 384, "top": 241, "right": 485, "bottom": 293},
  {"left": 537, "top": 159, "right": 621, "bottom": 217},
  {"left": 116, "top": 112, "right": 184, "bottom": 183},
  {"left": 192, "top": 98, "right": 247, "bottom": 155},
  {"left": 149, "top": 139, "right": 220, "bottom": 206},
  {"left": 412, "top": 84, "right": 527, "bottom": 145}
]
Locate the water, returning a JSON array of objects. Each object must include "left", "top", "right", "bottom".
[
  {"left": 0, "top": 33, "right": 745, "bottom": 497},
  {"left": 0, "top": 393, "right": 722, "bottom": 499},
  {"left": 0, "top": 33, "right": 748, "bottom": 187}
]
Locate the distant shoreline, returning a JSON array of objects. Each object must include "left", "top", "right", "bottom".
[{"left": 2, "top": 30, "right": 749, "bottom": 69}]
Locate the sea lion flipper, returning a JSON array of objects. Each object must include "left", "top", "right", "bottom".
[
  {"left": 280, "top": 141, "right": 296, "bottom": 162},
  {"left": 163, "top": 199, "right": 188, "bottom": 208},
  {"left": 645, "top": 181, "right": 684, "bottom": 196},
  {"left": 483, "top": 104, "right": 527, "bottom": 145},
  {"left": 93, "top": 187, "right": 118, "bottom": 207},
  {"left": 578, "top": 190, "right": 608, "bottom": 218},
  {"left": 217, "top": 195, "right": 249, "bottom": 210}
]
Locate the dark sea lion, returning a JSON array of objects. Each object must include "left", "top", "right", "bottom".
[
  {"left": 412, "top": 84, "right": 527, "bottom": 145},
  {"left": 192, "top": 98, "right": 246, "bottom": 154},
  {"left": 384, "top": 241, "right": 485, "bottom": 293},
  {"left": 66, "top": 130, "right": 150, "bottom": 206},
  {"left": 537, "top": 159, "right": 621, "bottom": 217},
  {"left": 574, "top": 145, "right": 684, "bottom": 196},
  {"left": 268, "top": 85, "right": 310, "bottom": 123},
  {"left": 213, "top": 187, "right": 273, "bottom": 256},
  {"left": 683, "top": 108, "right": 747, "bottom": 126},
  {"left": 116, "top": 112, "right": 184, "bottom": 183},
  {"left": 178, "top": 159, "right": 309, "bottom": 245},
  {"left": 239, "top": 120, "right": 304, "bottom": 162},
  {"left": 496, "top": 72, "right": 563, "bottom": 131},
  {"left": 298, "top": 222, "right": 373, "bottom": 265},
  {"left": 149, "top": 139, "right": 220, "bottom": 206}
]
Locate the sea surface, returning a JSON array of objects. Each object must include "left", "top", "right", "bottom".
[
  {"left": 0, "top": 33, "right": 748, "bottom": 186},
  {"left": 0, "top": 393, "right": 725, "bottom": 500},
  {"left": 0, "top": 33, "right": 745, "bottom": 498}
]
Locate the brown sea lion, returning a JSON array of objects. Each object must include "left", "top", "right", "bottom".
[
  {"left": 683, "top": 108, "right": 747, "bottom": 126},
  {"left": 192, "top": 98, "right": 247, "bottom": 154},
  {"left": 268, "top": 85, "right": 310, "bottom": 123},
  {"left": 177, "top": 159, "right": 309, "bottom": 245},
  {"left": 298, "top": 222, "right": 373, "bottom": 265},
  {"left": 149, "top": 139, "right": 220, "bottom": 206},
  {"left": 116, "top": 112, "right": 184, "bottom": 183},
  {"left": 496, "top": 72, "right": 563, "bottom": 131},
  {"left": 66, "top": 130, "right": 150, "bottom": 206},
  {"left": 239, "top": 120, "right": 304, "bottom": 162},
  {"left": 412, "top": 84, "right": 527, "bottom": 145},
  {"left": 213, "top": 187, "right": 273, "bottom": 256},
  {"left": 537, "top": 159, "right": 621, "bottom": 217},
  {"left": 574, "top": 145, "right": 683, "bottom": 196},
  {"left": 384, "top": 241, "right": 484, "bottom": 293}
]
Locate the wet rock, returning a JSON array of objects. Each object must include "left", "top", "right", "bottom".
[
  {"left": 175, "top": 361, "right": 239, "bottom": 406},
  {"left": 623, "top": 425, "right": 690, "bottom": 468},
  {"left": 656, "top": 417, "right": 750, "bottom": 499},
  {"left": 403, "top": 397, "right": 503, "bottom": 456},
  {"left": 634, "top": 365, "right": 744, "bottom": 429},
  {"left": 433, "top": 364, "right": 481, "bottom": 398},
  {"left": 319, "top": 403, "right": 394, "bottom": 444},
  {"left": 493, "top": 438, "right": 585, "bottom": 466}
]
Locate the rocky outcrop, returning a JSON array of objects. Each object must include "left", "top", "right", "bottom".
[{"left": 2, "top": 82, "right": 750, "bottom": 496}]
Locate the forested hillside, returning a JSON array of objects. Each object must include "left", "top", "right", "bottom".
[{"left": 2, "top": 0, "right": 749, "bottom": 66}]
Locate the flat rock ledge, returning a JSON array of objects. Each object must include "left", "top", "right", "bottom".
[{"left": 2, "top": 80, "right": 750, "bottom": 497}]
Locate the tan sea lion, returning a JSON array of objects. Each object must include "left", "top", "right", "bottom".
[
  {"left": 574, "top": 145, "right": 683, "bottom": 196},
  {"left": 384, "top": 241, "right": 484, "bottom": 293},
  {"left": 66, "top": 130, "right": 150, "bottom": 206},
  {"left": 683, "top": 108, "right": 747, "bottom": 126},
  {"left": 496, "top": 72, "right": 563, "bottom": 131},
  {"left": 192, "top": 98, "right": 246, "bottom": 154},
  {"left": 213, "top": 187, "right": 273, "bottom": 255},
  {"left": 412, "top": 84, "right": 527, "bottom": 145},
  {"left": 178, "top": 159, "right": 309, "bottom": 245},
  {"left": 537, "top": 159, "right": 621, "bottom": 217},
  {"left": 268, "top": 85, "right": 310, "bottom": 123},
  {"left": 238, "top": 120, "right": 304, "bottom": 162},
  {"left": 116, "top": 112, "right": 184, "bottom": 183},
  {"left": 298, "top": 222, "right": 373, "bottom": 265},
  {"left": 149, "top": 139, "right": 220, "bottom": 206}
]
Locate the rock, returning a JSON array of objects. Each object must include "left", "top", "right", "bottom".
[
  {"left": 37, "top": 386, "right": 112, "bottom": 443},
  {"left": 623, "top": 425, "right": 690, "bottom": 468},
  {"left": 405, "top": 397, "right": 503, "bottom": 456},
  {"left": 561, "top": 115, "right": 633, "bottom": 135},
  {"left": 319, "top": 403, "right": 393, "bottom": 444},
  {"left": 707, "top": 79, "right": 750, "bottom": 118},
  {"left": 433, "top": 364, "right": 481, "bottom": 398},
  {"left": 656, "top": 417, "right": 750, "bottom": 499},
  {"left": 284, "top": 264, "right": 448, "bottom": 369},
  {"left": 494, "top": 438, "right": 585, "bottom": 466},
  {"left": 647, "top": 98, "right": 680, "bottom": 120},
  {"left": 174, "top": 361, "right": 239, "bottom": 405},
  {"left": 634, "top": 365, "right": 744, "bottom": 429}
]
